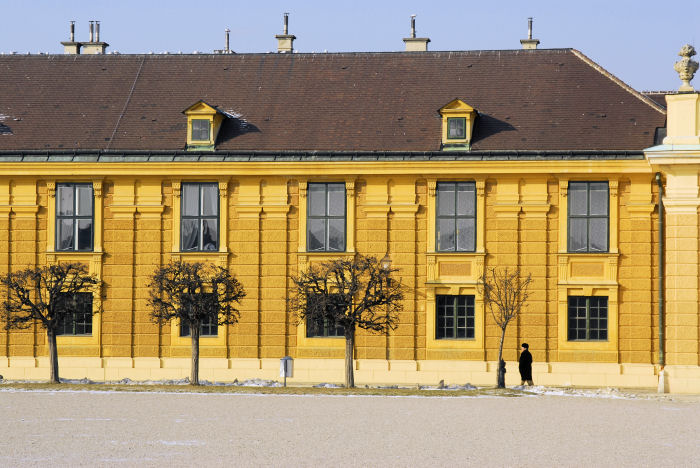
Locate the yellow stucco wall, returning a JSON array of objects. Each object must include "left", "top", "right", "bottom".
[{"left": 0, "top": 158, "right": 690, "bottom": 389}]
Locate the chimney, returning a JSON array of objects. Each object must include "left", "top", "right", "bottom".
[
  {"left": 520, "top": 17, "right": 540, "bottom": 50},
  {"left": 275, "top": 12, "right": 296, "bottom": 53},
  {"left": 214, "top": 28, "right": 235, "bottom": 54},
  {"left": 403, "top": 15, "right": 430, "bottom": 52},
  {"left": 61, "top": 20, "right": 82, "bottom": 54},
  {"left": 82, "top": 20, "right": 109, "bottom": 54}
]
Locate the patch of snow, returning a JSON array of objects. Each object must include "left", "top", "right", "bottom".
[
  {"left": 223, "top": 109, "right": 252, "bottom": 129},
  {"left": 313, "top": 383, "right": 343, "bottom": 388},
  {"left": 233, "top": 378, "right": 283, "bottom": 387},
  {"left": 515, "top": 385, "right": 630, "bottom": 399},
  {"left": 418, "top": 382, "right": 478, "bottom": 391}
]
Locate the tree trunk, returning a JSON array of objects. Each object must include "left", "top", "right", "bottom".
[
  {"left": 344, "top": 327, "right": 355, "bottom": 388},
  {"left": 497, "top": 326, "right": 507, "bottom": 388},
  {"left": 190, "top": 324, "right": 200, "bottom": 385},
  {"left": 47, "top": 328, "right": 60, "bottom": 384}
]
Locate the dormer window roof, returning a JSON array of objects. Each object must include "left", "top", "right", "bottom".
[
  {"left": 182, "top": 100, "right": 229, "bottom": 151},
  {"left": 439, "top": 99, "right": 477, "bottom": 151}
]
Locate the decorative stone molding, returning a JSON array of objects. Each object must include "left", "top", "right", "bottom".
[
  {"left": 218, "top": 181, "right": 228, "bottom": 198},
  {"left": 609, "top": 180, "right": 619, "bottom": 198},
  {"left": 390, "top": 204, "right": 419, "bottom": 218},
  {"left": 46, "top": 181, "right": 56, "bottom": 199},
  {"left": 93, "top": 180, "right": 103, "bottom": 199},
  {"left": 427, "top": 180, "right": 436, "bottom": 198},
  {"left": 674, "top": 44, "right": 698, "bottom": 92},
  {"left": 475, "top": 180, "right": 486, "bottom": 199},
  {"left": 346, "top": 180, "right": 355, "bottom": 198},
  {"left": 559, "top": 180, "right": 568, "bottom": 198},
  {"left": 263, "top": 205, "right": 290, "bottom": 218}
]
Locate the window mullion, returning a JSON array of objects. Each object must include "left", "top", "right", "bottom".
[
  {"left": 585, "top": 297, "right": 591, "bottom": 340},
  {"left": 453, "top": 296, "right": 458, "bottom": 338},
  {"left": 73, "top": 186, "right": 79, "bottom": 250}
]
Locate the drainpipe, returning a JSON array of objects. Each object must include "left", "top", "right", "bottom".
[{"left": 656, "top": 173, "right": 665, "bottom": 392}]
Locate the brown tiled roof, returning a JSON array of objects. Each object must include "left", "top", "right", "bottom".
[
  {"left": 642, "top": 91, "right": 670, "bottom": 108},
  {"left": 0, "top": 49, "right": 666, "bottom": 152}
]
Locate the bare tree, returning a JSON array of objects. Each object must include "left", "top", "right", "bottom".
[
  {"left": 478, "top": 267, "right": 532, "bottom": 388},
  {"left": 1, "top": 263, "right": 101, "bottom": 384},
  {"left": 148, "top": 261, "right": 246, "bottom": 385},
  {"left": 289, "top": 254, "right": 404, "bottom": 388}
]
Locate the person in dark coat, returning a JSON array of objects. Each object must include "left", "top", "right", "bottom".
[{"left": 519, "top": 343, "right": 533, "bottom": 386}]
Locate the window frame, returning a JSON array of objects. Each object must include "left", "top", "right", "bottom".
[
  {"left": 436, "top": 181, "right": 476, "bottom": 253},
  {"left": 446, "top": 117, "right": 467, "bottom": 140},
  {"left": 306, "top": 316, "right": 345, "bottom": 338},
  {"left": 180, "top": 182, "right": 220, "bottom": 252},
  {"left": 306, "top": 182, "right": 346, "bottom": 252},
  {"left": 304, "top": 293, "right": 345, "bottom": 338},
  {"left": 55, "top": 292, "right": 93, "bottom": 336},
  {"left": 567, "top": 296, "right": 608, "bottom": 341},
  {"left": 180, "top": 316, "right": 219, "bottom": 337},
  {"left": 55, "top": 183, "right": 94, "bottom": 252},
  {"left": 567, "top": 181, "right": 609, "bottom": 253},
  {"left": 191, "top": 118, "right": 211, "bottom": 142},
  {"left": 435, "top": 294, "right": 475, "bottom": 340}
]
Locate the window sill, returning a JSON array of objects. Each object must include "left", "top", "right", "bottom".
[{"left": 47, "top": 250, "right": 102, "bottom": 256}]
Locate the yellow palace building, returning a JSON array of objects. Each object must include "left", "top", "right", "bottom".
[{"left": 1, "top": 25, "right": 699, "bottom": 392}]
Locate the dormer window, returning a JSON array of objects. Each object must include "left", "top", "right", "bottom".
[
  {"left": 439, "top": 99, "right": 477, "bottom": 151},
  {"left": 183, "top": 101, "right": 228, "bottom": 151},
  {"left": 191, "top": 119, "right": 211, "bottom": 141}
]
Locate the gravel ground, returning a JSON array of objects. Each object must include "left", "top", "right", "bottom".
[{"left": 0, "top": 390, "right": 698, "bottom": 467}]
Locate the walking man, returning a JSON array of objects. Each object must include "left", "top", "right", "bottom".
[{"left": 519, "top": 343, "right": 533, "bottom": 386}]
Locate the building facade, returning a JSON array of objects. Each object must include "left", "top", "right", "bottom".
[{"left": 0, "top": 45, "right": 698, "bottom": 391}]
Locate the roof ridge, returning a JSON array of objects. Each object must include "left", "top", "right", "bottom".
[
  {"left": 570, "top": 49, "right": 666, "bottom": 115},
  {"left": 0, "top": 48, "right": 577, "bottom": 58}
]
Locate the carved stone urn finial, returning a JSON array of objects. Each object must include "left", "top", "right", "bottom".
[{"left": 674, "top": 44, "right": 698, "bottom": 92}]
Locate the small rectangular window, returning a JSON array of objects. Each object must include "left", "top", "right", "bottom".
[
  {"left": 56, "top": 183, "right": 93, "bottom": 251},
  {"left": 447, "top": 117, "right": 466, "bottom": 139},
  {"left": 307, "top": 183, "right": 346, "bottom": 252},
  {"left": 191, "top": 119, "right": 211, "bottom": 141},
  {"left": 306, "top": 316, "right": 345, "bottom": 338},
  {"left": 179, "top": 293, "right": 218, "bottom": 337},
  {"left": 181, "top": 183, "right": 219, "bottom": 252},
  {"left": 436, "top": 182, "right": 476, "bottom": 252},
  {"left": 305, "top": 293, "right": 345, "bottom": 337},
  {"left": 180, "top": 316, "right": 218, "bottom": 337},
  {"left": 56, "top": 293, "right": 93, "bottom": 336},
  {"left": 568, "top": 182, "right": 609, "bottom": 253},
  {"left": 567, "top": 296, "right": 608, "bottom": 341},
  {"left": 436, "top": 295, "right": 475, "bottom": 339}
]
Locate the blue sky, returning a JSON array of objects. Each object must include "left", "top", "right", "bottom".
[{"left": 1, "top": 0, "right": 699, "bottom": 91}]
